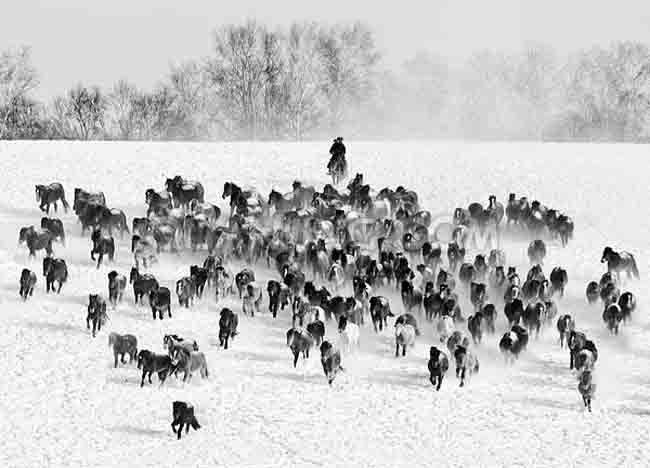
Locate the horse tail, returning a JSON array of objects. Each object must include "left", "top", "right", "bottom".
[
  {"left": 120, "top": 212, "right": 129, "bottom": 234},
  {"left": 60, "top": 188, "right": 70, "bottom": 212},
  {"left": 630, "top": 256, "right": 640, "bottom": 279}
]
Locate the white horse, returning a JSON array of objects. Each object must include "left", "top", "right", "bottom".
[
  {"left": 436, "top": 315, "right": 455, "bottom": 343},
  {"left": 395, "top": 323, "right": 416, "bottom": 357},
  {"left": 338, "top": 316, "right": 360, "bottom": 353},
  {"left": 328, "top": 263, "right": 346, "bottom": 294}
]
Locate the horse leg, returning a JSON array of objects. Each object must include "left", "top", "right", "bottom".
[
  {"left": 437, "top": 375, "right": 444, "bottom": 391},
  {"left": 293, "top": 351, "right": 299, "bottom": 368},
  {"left": 167, "top": 305, "right": 172, "bottom": 318},
  {"left": 395, "top": 343, "right": 400, "bottom": 358}
]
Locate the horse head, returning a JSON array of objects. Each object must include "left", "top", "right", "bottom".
[
  {"left": 19, "top": 226, "right": 33, "bottom": 243},
  {"left": 221, "top": 182, "right": 233, "bottom": 199},
  {"left": 338, "top": 315, "right": 348, "bottom": 333},
  {"left": 268, "top": 189, "right": 280, "bottom": 205},
  {"left": 286, "top": 329, "right": 297, "bottom": 347},
  {"left": 129, "top": 267, "right": 140, "bottom": 284},
  {"left": 601, "top": 247, "right": 613, "bottom": 263},
  {"left": 164, "top": 178, "right": 176, "bottom": 193}
]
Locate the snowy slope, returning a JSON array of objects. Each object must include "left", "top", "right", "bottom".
[{"left": 0, "top": 140, "right": 648, "bottom": 468}]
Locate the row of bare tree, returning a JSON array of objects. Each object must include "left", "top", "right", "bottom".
[{"left": 3, "top": 21, "right": 650, "bottom": 141}]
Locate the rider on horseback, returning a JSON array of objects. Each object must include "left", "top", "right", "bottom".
[{"left": 327, "top": 137, "right": 346, "bottom": 175}]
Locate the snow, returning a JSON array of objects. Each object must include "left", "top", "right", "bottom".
[{"left": 0, "top": 140, "right": 649, "bottom": 468}]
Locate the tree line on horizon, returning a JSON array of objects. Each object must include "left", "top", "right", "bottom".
[{"left": 2, "top": 20, "right": 650, "bottom": 142}]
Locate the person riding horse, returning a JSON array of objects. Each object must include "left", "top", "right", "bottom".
[{"left": 327, "top": 137, "right": 346, "bottom": 175}]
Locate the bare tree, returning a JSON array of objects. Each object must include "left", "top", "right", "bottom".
[
  {"left": 317, "top": 22, "right": 380, "bottom": 135},
  {"left": 106, "top": 80, "right": 139, "bottom": 140},
  {"left": 0, "top": 46, "right": 40, "bottom": 137},
  {"left": 132, "top": 86, "right": 176, "bottom": 140},
  {"left": 64, "top": 84, "right": 105, "bottom": 140},
  {"left": 561, "top": 42, "right": 650, "bottom": 141},
  {"left": 206, "top": 20, "right": 270, "bottom": 139},
  {"left": 169, "top": 60, "right": 219, "bottom": 139},
  {"left": 282, "top": 22, "right": 325, "bottom": 140},
  {"left": 47, "top": 96, "right": 76, "bottom": 139}
]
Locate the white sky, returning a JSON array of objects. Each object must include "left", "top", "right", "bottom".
[{"left": 3, "top": 0, "right": 650, "bottom": 99}]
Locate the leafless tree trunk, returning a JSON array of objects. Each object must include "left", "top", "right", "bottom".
[
  {"left": 206, "top": 20, "right": 269, "bottom": 140},
  {"left": 282, "top": 22, "right": 325, "bottom": 140},
  {"left": 0, "top": 46, "right": 39, "bottom": 138},
  {"left": 106, "top": 80, "right": 139, "bottom": 140},
  {"left": 66, "top": 85, "right": 105, "bottom": 140}
]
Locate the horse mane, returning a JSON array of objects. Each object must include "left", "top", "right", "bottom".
[{"left": 108, "top": 332, "right": 119, "bottom": 347}]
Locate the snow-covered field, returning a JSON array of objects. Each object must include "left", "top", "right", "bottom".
[{"left": 1, "top": 140, "right": 649, "bottom": 468}]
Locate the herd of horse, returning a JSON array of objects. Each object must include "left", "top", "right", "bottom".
[{"left": 16, "top": 157, "right": 641, "bottom": 438}]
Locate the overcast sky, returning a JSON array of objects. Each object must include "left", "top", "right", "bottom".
[{"left": 3, "top": 0, "right": 650, "bottom": 99}]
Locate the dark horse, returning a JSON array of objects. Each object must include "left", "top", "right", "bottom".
[
  {"left": 601, "top": 247, "right": 639, "bottom": 279},
  {"left": 428, "top": 346, "right": 450, "bottom": 391},
  {"left": 96, "top": 206, "right": 129, "bottom": 238},
  {"left": 35, "top": 183, "right": 69, "bottom": 214},
  {"left": 19, "top": 226, "right": 54, "bottom": 257},
  {"left": 218, "top": 308, "right": 239, "bottom": 350},
  {"left": 165, "top": 176, "right": 204, "bottom": 209},
  {"left": 137, "top": 350, "right": 173, "bottom": 387},
  {"left": 222, "top": 182, "right": 263, "bottom": 217},
  {"left": 43, "top": 257, "right": 68, "bottom": 293},
  {"left": 77, "top": 203, "right": 128, "bottom": 237},
  {"left": 145, "top": 188, "right": 172, "bottom": 216},
  {"left": 87, "top": 294, "right": 108, "bottom": 337},
  {"left": 129, "top": 267, "right": 159, "bottom": 305},
  {"left": 73, "top": 188, "right": 106, "bottom": 215},
  {"left": 41, "top": 217, "right": 65, "bottom": 246},
  {"left": 90, "top": 229, "right": 115, "bottom": 269},
  {"left": 149, "top": 287, "right": 172, "bottom": 320},
  {"left": 171, "top": 401, "right": 201, "bottom": 440},
  {"left": 19, "top": 269, "right": 37, "bottom": 301}
]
